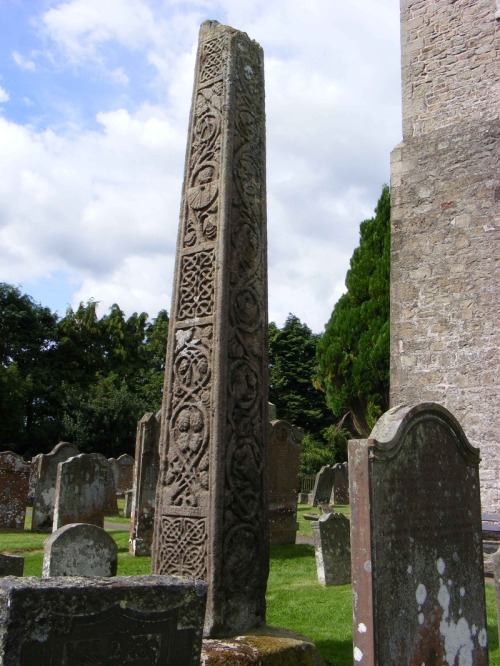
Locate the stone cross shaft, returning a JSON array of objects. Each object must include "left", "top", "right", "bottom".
[{"left": 151, "top": 20, "right": 269, "bottom": 638}]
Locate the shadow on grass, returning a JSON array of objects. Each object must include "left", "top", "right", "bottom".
[
  {"left": 315, "top": 638, "right": 353, "bottom": 666},
  {"left": 270, "top": 544, "right": 315, "bottom": 560}
]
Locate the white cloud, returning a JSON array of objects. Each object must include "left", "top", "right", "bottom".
[
  {"left": 0, "top": 87, "right": 9, "bottom": 103},
  {"left": 0, "top": 0, "right": 402, "bottom": 332},
  {"left": 12, "top": 50, "right": 37, "bottom": 71}
]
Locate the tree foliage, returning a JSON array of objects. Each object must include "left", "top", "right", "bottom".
[
  {"left": 0, "top": 286, "right": 168, "bottom": 457},
  {"left": 316, "top": 185, "right": 390, "bottom": 436}
]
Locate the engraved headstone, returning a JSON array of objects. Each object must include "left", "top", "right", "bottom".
[
  {"left": 104, "top": 458, "right": 119, "bottom": 515},
  {"left": 310, "top": 465, "right": 335, "bottom": 506},
  {"left": 130, "top": 412, "right": 161, "bottom": 556},
  {"left": 0, "top": 451, "right": 30, "bottom": 530},
  {"left": 0, "top": 554, "right": 24, "bottom": 577},
  {"left": 0, "top": 575, "right": 207, "bottom": 665},
  {"left": 43, "top": 523, "right": 118, "bottom": 577},
  {"left": 151, "top": 20, "right": 269, "bottom": 638},
  {"left": 330, "top": 462, "right": 349, "bottom": 505},
  {"left": 312, "top": 512, "right": 351, "bottom": 586},
  {"left": 494, "top": 548, "right": 500, "bottom": 642},
  {"left": 109, "top": 454, "right": 134, "bottom": 495},
  {"left": 53, "top": 453, "right": 109, "bottom": 530},
  {"left": 268, "top": 420, "right": 303, "bottom": 546},
  {"left": 32, "top": 442, "right": 79, "bottom": 532},
  {"left": 349, "top": 403, "right": 488, "bottom": 665}
]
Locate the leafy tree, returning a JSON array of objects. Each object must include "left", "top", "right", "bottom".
[
  {"left": 269, "top": 314, "right": 332, "bottom": 436},
  {"left": 316, "top": 185, "right": 390, "bottom": 436},
  {"left": 136, "top": 309, "right": 169, "bottom": 410},
  {"left": 0, "top": 283, "right": 59, "bottom": 453}
]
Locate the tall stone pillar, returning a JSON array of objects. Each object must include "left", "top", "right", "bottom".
[
  {"left": 151, "top": 21, "right": 269, "bottom": 638},
  {"left": 390, "top": 0, "right": 499, "bottom": 513}
]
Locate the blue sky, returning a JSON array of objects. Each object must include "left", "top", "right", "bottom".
[{"left": 0, "top": 0, "right": 402, "bottom": 332}]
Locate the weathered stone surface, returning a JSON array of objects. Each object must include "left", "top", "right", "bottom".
[
  {"left": 31, "top": 442, "right": 79, "bottom": 532},
  {"left": 53, "top": 453, "right": 109, "bottom": 530},
  {"left": 0, "top": 575, "right": 207, "bottom": 665},
  {"left": 309, "top": 466, "right": 335, "bottom": 506},
  {"left": 330, "top": 462, "right": 349, "bottom": 505},
  {"left": 494, "top": 549, "right": 500, "bottom": 642},
  {"left": 27, "top": 455, "right": 40, "bottom": 507},
  {"left": 151, "top": 21, "right": 269, "bottom": 639},
  {"left": 129, "top": 412, "right": 160, "bottom": 557},
  {"left": 109, "top": 454, "right": 134, "bottom": 495},
  {"left": 268, "top": 402, "right": 277, "bottom": 421},
  {"left": 312, "top": 512, "right": 350, "bottom": 586},
  {"left": 268, "top": 419, "right": 302, "bottom": 546},
  {"left": 43, "top": 523, "right": 118, "bottom": 577},
  {"left": 103, "top": 458, "right": 119, "bottom": 515},
  {"left": 201, "top": 626, "right": 325, "bottom": 665},
  {"left": 0, "top": 554, "right": 24, "bottom": 577},
  {"left": 0, "top": 452, "right": 29, "bottom": 530},
  {"left": 390, "top": 0, "right": 499, "bottom": 514},
  {"left": 124, "top": 489, "right": 133, "bottom": 518},
  {"left": 349, "top": 403, "right": 488, "bottom": 665}
]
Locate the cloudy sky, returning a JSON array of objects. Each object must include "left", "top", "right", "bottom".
[{"left": 0, "top": 0, "right": 402, "bottom": 333}]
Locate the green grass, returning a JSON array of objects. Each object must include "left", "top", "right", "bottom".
[
  {"left": 296, "top": 503, "right": 350, "bottom": 537},
  {"left": 1, "top": 514, "right": 498, "bottom": 666}
]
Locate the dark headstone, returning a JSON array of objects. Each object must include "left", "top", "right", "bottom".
[
  {"left": 330, "top": 462, "right": 349, "bottom": 505},
  {"left": 124, "top": 489, "right": 133, "bottom": 518},
  {"left": 0, "top": 575, "right": 207, "bottom": 665},
  {"left": 310, "top": 466, "right": 335, "bottom": 506},
  {"left": 32, "top": 442, "right": 79, "bottom": 532},
  {"left": 268, "top": 420, "right": 303, "bottom": 546},
  {"left": 151, "top": 21, "right": 269, "bottom": 638},
  {"left": 109, "top": 454, "right": 135, "bottom": 496},
  {"left": 43, "top": 523, "right": 118, "bottom": 577},
  {"left": 129, "top": 412, "right": 161, "bottom": 556},
  {"left": 53, "top": 453, "right": 109, "bottom": 530},
  {"left": 312, "top": 512, "right": 350, "bottom": 586},
  {"left": 103, "top": 458, "right": 119, "bottom": 515},
  {"left": 0, "top": 554, "right": 24, "bottom": 577},
  {"left": 0, "top": 452, "right": 30, "bottom": 530},
  {"left": 349, "top": 403, "right": 488, "bottom": 665}
]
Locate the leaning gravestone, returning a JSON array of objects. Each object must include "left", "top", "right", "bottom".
[
  {"left": 310, "top": 465, "right": 335, "bottom": 506},
  {"left": 0, "top": 452, "right": 30, "bottom": 530},
  {"left": 43, "top": 523, "right": 118, "bottom": 577},
  {"left": 0, "top": 575, "right": 207, "bottom": 665},
  {"left": 268, "top": 420, "right": 303, "bottom": 546},
  {"left": 330, "top": 462, "right": 349, "bottom": 505},
  {"left": 0, "top": 554, "right": 24, "bottom": 577},
  {"left": 151, "top": 20, "right": 269, "bottom": 638},
  {"left": 312, "top": 512, "right": 350, "bottom": 586},
  {"left": 53, "top": 453, "right": 109, "bottom": 530},
  {"left": 31, "top": 442, "right": 79, "bottom": 532},
  {"left": 349, "top": 403, "right": 488, "bottom": 665},
  {"left": 130, "top": 412, "right": 161, "bottom": 556}
]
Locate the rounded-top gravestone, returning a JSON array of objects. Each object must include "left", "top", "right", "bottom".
[{"left": 43, "top": 523, "right": 118, "bottom": 577}]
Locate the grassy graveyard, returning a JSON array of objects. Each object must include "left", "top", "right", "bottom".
[{"left": 0, "top": 504, "right": 497, "bottom": 666}]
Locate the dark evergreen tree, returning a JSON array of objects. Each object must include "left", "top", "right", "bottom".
[
  {"left": 268, "top": 314, "right": 332, "bottom": 436},
  {"left": 316, "top": 185, "right": 390, "bottom": 436}
]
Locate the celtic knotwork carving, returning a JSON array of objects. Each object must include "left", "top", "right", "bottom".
[
  {"left": 199, "top": 37, "right": 225, "bottom": 83},
  {"left": 172, "top": 326, "right": 212, "bottom": 408},
  {"left": 164, "top": 404, "right": 209, "bottom": 507},
  {"left": 184, "top": 162, "right": 219, "bottom": 247},
  {"left": 158, "top": 516, "right": 207, "bottom": 580},
  {"left": 232, "top": 287, "right": 261, "bottom": 333},
  {"left": 177, "top": 251, "right": 215, "bottom": 319}
]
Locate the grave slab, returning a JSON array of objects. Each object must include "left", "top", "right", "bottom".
[
  {"left": 312, "top": 512, "right": 351, "bottom": 586},
  {"left": 0, "top": 452, "right": 30, "bottom": 530},
  {"left": 0, "top": 575, "right": 207, "bottom": 665},
  {"left": 349, "top": 403, "right": 488, "bottom": 665},
  {"left": 0, "top": 554, "right": 24, "bottom": 577},
  {"left": 43, "top": 523, "right": 118, "bottom": 577}
]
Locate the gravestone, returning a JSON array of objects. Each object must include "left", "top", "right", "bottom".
[
  {"left": 103, "top": 458, "right": 119, "bottom": 515},
  {"left": 151, "top": 20, "right": 269, "bottom": 638},
  {"left": 124, "top": 489, "right": 133, "bottom": 518},
  {"left": 53, "top": 453, "right": 109, "bottom": 530},
  {"left": 27, "top": 454, "right": 41, "bottom": 507},
  {"left": 312, "top": 512, "right": 351, "bottom": 586},
  {"left": 310, "top": 465, "right": 335, "bottom": 506},
  {"left": 129, "top": 411, "right": 161, "bottom": 556},
  {"left": 43, "top": 523, "right": 118, "bottom": 577},
  {"left": 268, "top": 419, "right": 303, "bottom": 546},
  {"left": 0, "top": 575, "right": 207, "bottom": 665},
  {"left": 109, "top": 454, "right": 134, "bottom": 495},
  {"left": 268, "top": 402, "right": 277, "bottom": 421},
  {"left": 494, "top": 549, "right": 500, "bottom": 642},
  {"left": 32, "top": 442, "right": 79, "bottom": 532},
  {"left": 0, "top": 554, "right": 24, "bottom": 577},
  {"left": 0, "top": 451, "right": 30, "bottom": 530},
  {"left": 349, "top": 403, "right": 488, "bottom": 665},
  {"left": 330, "top": 462, "right": 349, "bottom": 505}
]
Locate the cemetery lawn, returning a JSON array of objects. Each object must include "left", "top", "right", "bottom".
[
  {"left": 296, "top": 503, "right": 350, "bottom": 538},
  {"left": 2, "top": 525, "right": 498, "bottom": 665}
]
